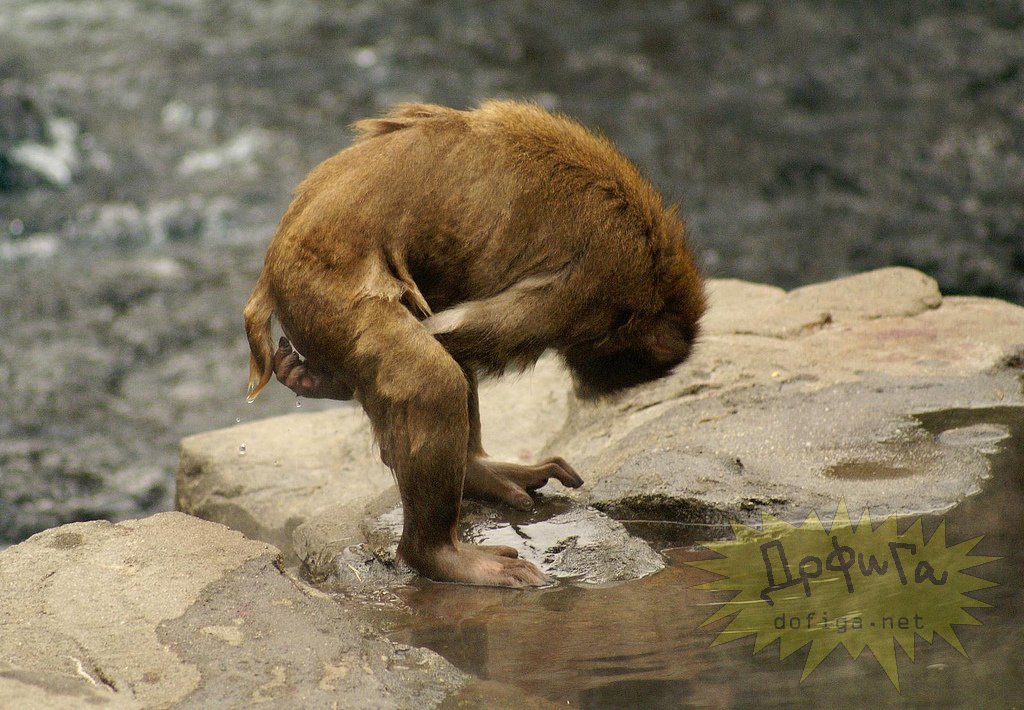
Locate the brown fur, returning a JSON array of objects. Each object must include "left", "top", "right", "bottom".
[{"left": 244, "top": 100, "right": 706, "bottom": 587}]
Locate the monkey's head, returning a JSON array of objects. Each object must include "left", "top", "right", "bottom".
[
  {"left": 564, "top": 290, "right": 705, "bottom": 400},
  {"left": 563, "top": 216, "right": 707, "bottom": 400}
]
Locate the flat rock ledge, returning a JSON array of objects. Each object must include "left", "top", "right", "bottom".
[
  {"left": 178, "top": 267, "right": 1024, "bottom": 577},
  {"left": 554, "top": 267, "right": 1024, "bottom": 530}
]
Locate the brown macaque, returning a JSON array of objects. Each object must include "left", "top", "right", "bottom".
[{"left": 244, "top": 101, "right": 706, "bottom": 588}]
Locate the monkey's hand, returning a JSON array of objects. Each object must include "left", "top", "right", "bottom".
[
  {"left": 463, "top": 456, "right": 583, "bottom": 510},
  {"left": 273, "top": 337, "right": 355, "bottom": 400}
]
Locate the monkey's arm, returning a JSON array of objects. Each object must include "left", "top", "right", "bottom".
[{"left": 424, "top": 272, "right": 579, "bottom": 375}]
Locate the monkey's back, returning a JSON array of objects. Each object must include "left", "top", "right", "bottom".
[{"left": 267, "top": 101, "right": 683, "bottom": 315}]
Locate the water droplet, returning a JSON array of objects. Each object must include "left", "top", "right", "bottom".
[{"left": 238, "top": 444, "right": 247, "bottom": 455}]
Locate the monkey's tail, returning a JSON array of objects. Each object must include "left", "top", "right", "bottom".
[{"left": 243, "top": 271, "right": 275, "bottom": 403}]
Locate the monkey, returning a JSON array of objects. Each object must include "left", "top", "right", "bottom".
[{"left": 244, "top": 101, "right": 706, "bottom": 588}]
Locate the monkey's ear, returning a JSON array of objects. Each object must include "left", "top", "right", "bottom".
[
  {"left": 351, "top": 103, "right": 456, "bottom": 141},
  {"left": 351, "top": 117, "right": 417, "bottom": 139},
  {"left": 389, "top": 103, "right": 453, "bottom": 120}
]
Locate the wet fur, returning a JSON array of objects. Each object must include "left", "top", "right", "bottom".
[{"left": 244, "top": 100, "right": 706, "bottom": 586}]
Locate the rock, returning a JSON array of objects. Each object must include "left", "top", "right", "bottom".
[
  {"left": 0, "top": 87, "right": 52, "bottom": 192},
  {"left": 291, "top": 499, "right": 381, "bottom": 586},
  {"left": 0, "top": 662, "right": 139, "bottom": 709},
  {"left": 357, "top": 496, "right": 665, "bottom": 587},
  {"left": 0, "top": 512, "right": 468, "bottom": 708},
  {"left": 177, "top": 268, "right": 1024, "bottom": 586},
  {"left": 177, "top": 407, "right": 394, "bottom": 561},
  {"left": 702, "top": 267, "right": 942, "bottom": 338},
  {"left": 571, "top": 374, "right": 1017, "bottom": 527},
  {"left": 7, "top": 116, "right": 79, "bottom": 188},
  {"left": 552, "top": 268, "right": 1024, "bottom": 532}
]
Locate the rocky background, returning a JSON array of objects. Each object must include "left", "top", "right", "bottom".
[{"left": 2, "top": 0, "right": 1023, "bottom": 543}]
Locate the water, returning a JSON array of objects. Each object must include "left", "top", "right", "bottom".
[
  {"left": 824, "top": 462, "right": 916, "bottom": 480},
  {"left": 377, "top": 407, "right": 1022, "bottom": 707}
]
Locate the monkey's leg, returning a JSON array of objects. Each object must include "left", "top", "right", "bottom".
[
  {"left": 462, "top": 366, "right": 486, "bottom": 458},
  {"left": 348, "top": 301, "right": 549, "bottom": 588},
  {"left": 460, "top": 366, "right": 583, "bottom": 510}
]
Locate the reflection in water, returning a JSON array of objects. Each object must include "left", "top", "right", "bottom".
[
  {"left": 386, "top": 407, "right": 1022, "bottom": 708},
  {"left": 393, "top": 557, "right": 734, "bottom": 707}
]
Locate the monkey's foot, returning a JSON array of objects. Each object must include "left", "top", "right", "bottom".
[
  {"left": 400, "top": 541, "right": 550, "bottom": 588},
  {"left": 273, "top": 337, "right": 354, "bottom": 400},
  {"left": 463, "top": 456, "right": 584, "bottom": 510}
]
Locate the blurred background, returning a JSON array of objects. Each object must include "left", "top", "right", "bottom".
[{"left": 1, "top": 0, "right": 1022, "bottom": 544}]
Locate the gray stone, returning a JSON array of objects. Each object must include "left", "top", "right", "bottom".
[
  {"left": 551, "top": 268, "right": 1024, "bottom": 529},
  {"left": 572, "top": 374, "right": 1020, "bottom": 526},
  {"left": 178, "top": 268, "right": 1024, "bottom": 589},
  {"left": 177, "top": 407, "right": 394, "bottom": 561},
  {"left": 357, "top": 497, "right": 665, "bottom": 587},
  {"left": 0, "top": 662, "right": 139, "bottom": 709},
  {"left": 701, "top": 267, "right": 942, "bottom": 338},
  {"left": 291, "top": 499, "right": 377, "bottom": 585},
  {"left": 0, "top": 512, "right": 468, "bottom": 708}
]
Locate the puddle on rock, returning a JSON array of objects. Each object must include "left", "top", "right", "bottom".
[
  {"left": 355, "top": 406, "right": 1024, "bottom": 708},
  {"left": 361, "top": 496, "right": 665, "bottom": 586},
  {"left": 933, "top": 423, "right": 1011, "bottom": 455},
  {"left": 824, "top": 461, "right": 916, "bottom": 480}
]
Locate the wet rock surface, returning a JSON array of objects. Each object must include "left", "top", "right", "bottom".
[
  {"left": 176, "top": 268, "right": 1024, "bottom": 589},
  {"left": 2, "top": 1, "right": 1024, "bottom": 545},
  {"left": 552, "top": 268, "right": 1024, "bottom": 536},
  {"left": 356, "top": 496, "right": 666, "bottom": 587},
  {"left": 572, "top": 374, "right": 1019, "bottom": 535}
]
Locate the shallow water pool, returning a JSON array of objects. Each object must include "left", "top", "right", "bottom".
[{"left": 381, "top": 407, "right": 1022, "bottom": 708}]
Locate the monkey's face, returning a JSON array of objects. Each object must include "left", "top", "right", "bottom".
[
  {"left": 567, "top": 346, "right": 682, "bottom": 399},
  {"left": 564, "top": 313, "right": 698, "bottom": 400}
]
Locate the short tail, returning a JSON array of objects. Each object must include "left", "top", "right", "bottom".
[{"left": 243, "top": 271, "right": 275, "bottom": 402}]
